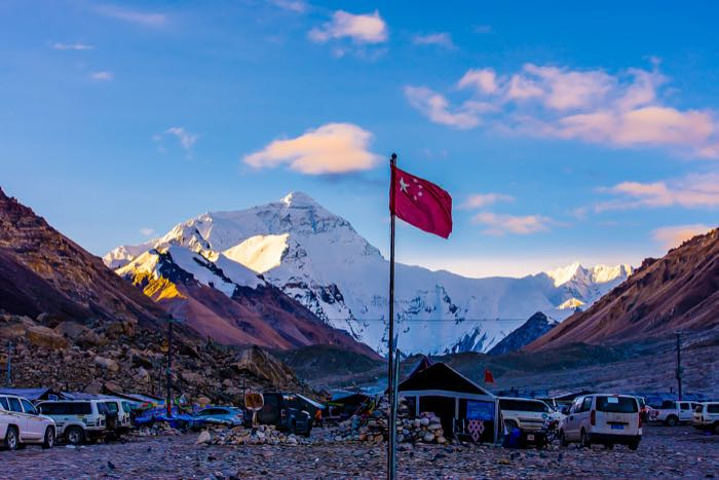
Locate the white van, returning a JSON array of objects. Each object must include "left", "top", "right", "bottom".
[
  {"left": 36, "top": 400, "right": 108, "bottom": 445},
  {"left": 0, "top": 394, "right": 56, "bottom": 450},
  {"left": 692, "top": 402, "right": 719, "bottom": 433},
  {"left": 559, "top": 394, "right": 641, "bottom": 450}
]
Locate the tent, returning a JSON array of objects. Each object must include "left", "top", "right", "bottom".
[
  {"left": 397, "top": 362, "right": 499, "bottom": 443},
  {"left": 0, "top": 388, "right": 63, "bottom": 403}
]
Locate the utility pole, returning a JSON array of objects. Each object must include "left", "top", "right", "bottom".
[
  {"left": 5, "top": 341, "right": 13, "bottom": 387},
  {"left": 166, "top": 315, "right": 174, "bottom": 417},
  {"left": 675, "top": 331, "right": 683, "bottom": 401}
]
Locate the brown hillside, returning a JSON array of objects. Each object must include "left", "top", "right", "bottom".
[{"left": 527, "top": 228, "right": 719, "bottom": 351}]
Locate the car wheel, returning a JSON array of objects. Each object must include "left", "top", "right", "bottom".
[
  {"left": 580, "top": 429, "right": 591, "bottom": 449},
  {"left": 713, "top": 422, "right": 719, "bottom": 435},
  {"left": 4, "top": 426, "right": 19, "bottom": 451},
  {"left": 42, "top": 427, "right": 55, "bottom": 449},
  {"left": 65, "top": 426, "right": 86, "bottom": 446},
  {"left": 628, "top": 440, "right": 640, "bottom": 451},
  {"left": 666, "top": 416, "right": 678, "bottom": 427},
  {"left": 558, "top": 430, "right": 569, "bottom": 447}
]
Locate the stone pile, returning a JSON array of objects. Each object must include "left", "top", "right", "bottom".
[
  {"left": 133, "top": 423, "right": 183, "bottom": 437},
  {"left": 331, "top": 397, "right": 447, "bottom": 445},
  {"left": 197, "top": 424, "right": 312, "bottom": 446},
  {"left": 396, "top": 411, "right": 447, "bottom": 444}
]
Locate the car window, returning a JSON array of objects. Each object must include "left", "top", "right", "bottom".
[
  {"left": 8, "top": 397, "right": 23, "bottom": 413},
  {"left": 596, "top": 396, "right": 638, "bottom": 413},
  {"left": 499, "top": 399, "right": 548, "bottom": 413},
  {"left": 708, "top": 404, "right": 719, "bottom": 414},
  {"left": 581, "top": 397, "right": 593, "bottom": 412},
  {"left": 572, "top": 398, "right": 583, "bottom": 413},
  {"left": 0, "top": 397, "right": 8, "bottom": 410},
  {"left": 105, "top": 402, "right": 119, "bottom": 413},
  {"left": 695, "top": 405, "right": 704, "bottom": 413},
  {"left": 680, "top": 402, "right": 690, "bottom": 410},
  {"left": 21, "top": 399, "right": 37, "bottom": 415}
]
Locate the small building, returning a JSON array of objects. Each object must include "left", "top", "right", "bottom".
[{"left": 397, "top": 362, "right": 499, "bottom": 443}]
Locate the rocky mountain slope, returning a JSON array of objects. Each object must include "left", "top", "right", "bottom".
[
  {"left": 488, "top": 312, "right": 558, "bottom": 355},
  {"left": 116, "top": 246, "right": 378, "bottom": 357},
  {"left": 528, "top": 228, "right": 719, "bottom": 351},
  {"left": 107, "top": 192, "right": 631, "bottom": 355},
  {"left": 0, "top": 187, "right": 165, "bottom": 327}
]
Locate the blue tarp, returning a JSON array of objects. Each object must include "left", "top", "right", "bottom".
[{"left": 0, "top": 388, "right": 60, "bottom": 401}]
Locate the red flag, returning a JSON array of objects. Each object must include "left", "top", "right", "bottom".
[
  {"left": 484, "top": 368, "right": 494, "bottom": 384},
  {"left": 390, "top": 165, "right": 452, "bottom": 238}
]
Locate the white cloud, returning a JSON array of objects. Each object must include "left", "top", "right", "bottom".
[
  {"left": 266, "top": 0, "right": 307, "bottom": 12},
  {"left": 458, "top": 68, "right": 498, "bottom": 94},
  {"left": 406, "top": 62, "right": 719, "bottom": 159},
  {"left": 309, "top": 10, "right": 387, "bottom": 44},
  {"left": 52, "top": 43, "right": 94, "bottom": 51},
  {"left": 165, "top": 127, "right": 199, "bottom": 152},
  {"left": 596, "top": 173, "right": 719, "bottom": 211},
  {"left": 412, "top": 32, "right": 454, "bottom": 49},
  {"left": 243, "top": 122, "right": 380, "bottom": 175},
  {"left": 461, "top": 193, "right": 513, "bottom": 209},
  {"left": 90, "top": 71, "right": 113, "bottom": 81},
  {"left": 94, "top": 5, "right": 167, "bottom": 27},
  {"left": 139, "top": 227, "right": 155, "bottom": 236},
  {"left": 651, "top": 224, "right": 712, "bottom": 250},
  {"left": 472, "top": 212, "right": 554, "bottom": 235},
  {"left": 404, "top": 86, "right": 495, "bottom": 129}
]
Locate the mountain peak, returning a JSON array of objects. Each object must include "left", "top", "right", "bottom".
[{"left": 281, "top": 191, "right": 318, "bottom": 208}]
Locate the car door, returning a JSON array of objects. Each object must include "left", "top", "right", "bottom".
[
  {"left": 20, "top": 398, "right": 44, "bottom": 440},
  {"left": 564, "top": 398, "right": 583, "bottom": 441},
  {"left": 679, "top": 402, "right": 692, "bottom": 422},
  {"left": 6, "top": 397, "right": 29, "bottom": 440}
]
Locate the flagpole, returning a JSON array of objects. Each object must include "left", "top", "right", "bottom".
[{"left": 387, "top": 152, "right": 398, "bottom": 480}]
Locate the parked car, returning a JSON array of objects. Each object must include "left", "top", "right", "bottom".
[
  {"left": 36, "top": 400, "right": 111, "bottom": 445},
  {"left": 189, "top": 406, "right": 244, "bottom": 429},
  {"left": 692, "top": 402, "right": 719, "bottom": 433},
  {"left": 251, "top": 393, "right": 313, "bottom": 436},
  {"left": 558, "top": 394, "right": 641, "bottom": 450},
  {"left": 0, "top": 394, "right": 56, "bottom": 450},
  {"left": 499, "top": 397, "right": 563, "bottom": 448},
  {"left": 649, "top": 400, "right": 695, "bottom": 426}
]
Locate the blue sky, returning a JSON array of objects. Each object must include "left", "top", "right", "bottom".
[{"left": 2, "top": 0, "right": 719, "bottom": 277}]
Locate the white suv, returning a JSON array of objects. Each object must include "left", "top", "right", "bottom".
[
  {"left": 692, "top": 402, "right": 719, "bottom": 433},
  {"left": 0, "top": 394, "right": 56, "bottom": 450},
  {"left": 559, "top": 394, "right": 642, "bottom": 450},
  {"left": 36, "top": 400, "right": 109, "bottom": 445},
  {"left": 499, "top": 397, "right": 563, "bottom": 432}
]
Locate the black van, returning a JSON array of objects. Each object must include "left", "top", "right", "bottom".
[{"left": 251, "top": 393, "right": 313, "bottom": 436}]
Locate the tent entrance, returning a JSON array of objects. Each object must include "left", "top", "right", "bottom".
[{"left": 419, "top": 396, "right": 455, "bottom": 434}]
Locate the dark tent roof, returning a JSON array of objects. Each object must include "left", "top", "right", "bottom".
[
  {"left": 408, "top": 355, "right": 434, "bottom": 378},
  {"left": 398, "top": 362, "right": 492, "bottom": 396}
]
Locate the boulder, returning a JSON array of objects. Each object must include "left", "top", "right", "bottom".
[
  {"left": 27, "top": 325, "right": 68, "bottom": 349},
  {"left": 196, "top": 430, "right": 212, "bottom": 444},
  {"left": 94, "top": 356, "right": 119, "bottom": 372}
]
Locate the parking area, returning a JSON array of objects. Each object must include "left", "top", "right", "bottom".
[{"left": 1, "top": 425, "right": 717, "bottom": 479}]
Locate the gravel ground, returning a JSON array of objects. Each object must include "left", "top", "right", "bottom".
[{"left": 2, "top": 425, "right": 717, "bottom": 479}]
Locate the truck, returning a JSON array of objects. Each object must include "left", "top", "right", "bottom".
[{"left": 648, "top": 400, "right": 696, "bottom": 426}]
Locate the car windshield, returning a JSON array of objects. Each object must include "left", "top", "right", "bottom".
[
  {"left": 596, "top": 396, "right": 638, "bottom": 413},
  {"left": 0, "top": 397, "right": 8, "bottom": 410}
]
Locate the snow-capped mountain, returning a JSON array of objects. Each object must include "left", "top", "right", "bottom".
[{"left": 105, "top": 192, "right": 632, "bottom": 355}]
